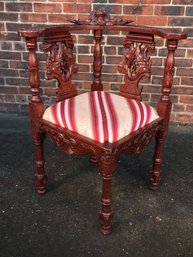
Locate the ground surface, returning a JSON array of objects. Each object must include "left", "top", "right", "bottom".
[{"left": 0, "top": 112, "right": 193, "bottom": 257}]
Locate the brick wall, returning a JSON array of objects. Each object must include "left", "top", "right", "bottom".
[{"left": 0, "top": 0, "right": 193, "bottom": 123}]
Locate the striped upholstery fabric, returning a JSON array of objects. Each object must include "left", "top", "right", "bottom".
[{"left": 43, "top": 91, "right": 159, "bottom": 143}]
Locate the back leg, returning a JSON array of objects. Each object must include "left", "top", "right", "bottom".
[{"left": 34, "top": 133, "right": 47, "bottom": 195}]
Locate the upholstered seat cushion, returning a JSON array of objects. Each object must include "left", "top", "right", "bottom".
[{"left": 43, "top": 91, "right": 159, "bottom": 143}]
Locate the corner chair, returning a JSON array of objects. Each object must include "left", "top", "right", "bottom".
[{"left": 18, "top": 9, "right": 187, "bottom": 235}]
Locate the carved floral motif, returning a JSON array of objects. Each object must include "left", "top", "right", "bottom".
[
  {"left": 43, "top": 35, "right": 78, "bottom": 100},
  {"left": 119, "top": 35, "right": 155, "bottom": 99},
  {"left": 118, "top": 119, "right": 164, "bottom": 155},
  {"left": 70, "top": 8, "right": 133, "bottom": 26},
  {"left": 40, "top": 123, "right": 97, "bottom": 156}
]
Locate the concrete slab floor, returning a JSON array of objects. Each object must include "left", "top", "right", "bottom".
[{"left": 0, "top": 112, "right": 193, "bottom": 257}]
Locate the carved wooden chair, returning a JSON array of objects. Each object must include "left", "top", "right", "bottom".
[{"left": 18, "top": 10, "right": 187, "bottom": 235}]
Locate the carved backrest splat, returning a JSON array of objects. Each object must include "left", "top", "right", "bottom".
[
  {"left": 119, "top": 33, "right": 155, "bottom": 100},
  {"left": 43, "top": 31, "right": 78, "bottom": 101}
]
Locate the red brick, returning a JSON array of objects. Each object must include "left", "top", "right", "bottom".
[
  {"left": 20, "top": 14, "right": 47, "bottom": 23},
  {"left": 152, "top": 58, "right": 163, "bottom": 66},
  {"left": 181, "top": 77, "right": 193, "bottom": 86},
  {"left": 143, "top": 85, "right": 161, "bottom": 93},
  {"left": 0, "top": 61, "right": 8, "bottom": 69},
  {"left": 175, "top": 58, "right": 192, "bottom": 67},
  {"left": 159, "top": 48, "right": 186, "bottom": 57},
  {"left": 175, "top": 114, "right": 193, "bottom": 122},
  {"left": 172, "top": 86, "right": 193, "bottom": 95},
  {"left": 168, "top": 17, "right": 193, "bottom": 27},
  {"left": 34, "top": 3, "right": 62, "bottom": 13},
  {"left": 77, "top": 46, "right": 90, "bottom": 54},
  {"left": 77, "top": 64, "right": 90, "bottom": 72},
  {"left": 151, "top": 67, "right": 164, "bottom": 76},
  {"left": 18, "top": 87, "right": 30, "bottom": 95},
  {"left": 137, "top": 16, "right": 167, "bottom": 26},
  {"left": 107, "top": 36, "right": 124, "bottom": 45},
  {"left": 78, "top": 55, "right": 93, "bottom": 64},
  {"left": 16, "top": 95, "right": 27, "bottom": 103},
  {"left": 104, "top": 47, "right": 116, "bottom": 55},
  {"left": 6, "top": 3, "right": 32, "bottom": 12},
  {"left": 48, "top": 0, "right": 73, "bottom": 1},
  {"left": 123, "top": 6, "right": 153, "bottom": 15},
  {"left": 0, "top": 51, "right": 21, "bottom": 60},
  {"left": 122, "top": 15, "right": 137, "bottom": 24},
  {"left": 0, "top": 3, "right": 4, "bottom": 11},
  {"left": 143, "top": 0, "right": 170, "bottom": 3},
  {"left": 172, "top": 104, "right": 185, "bottom": 112},
  {"left": 77, "top": 14, "right": 89, "bottom": 21},
  {"left": 0, "top": 78, "right": 4, "bottom": 85},
  {"left": 73, "top": 73, "right": 93, "bottom": 81},
  {"left": 6, "top": 78, "right": 28, "bottom": 86},
  {"left": 173, "top": 0, "right": 193, "bottom": 4},
  {"left": 106, "top": 56, "right": 123, "bottom": 64},
  {"left": 10, "top": 61, "right": 27, "bottom": 70},
  {"left": 48, "top": 14, "right": 76, "bottom": 23},
  {"left": 180, "top": 96, "right": 193, "bottom": 104},
  {"left": 77, "top": 0, "right": 93, "bottom": 2},
  {"left": 4, "top": 94, "right": 15, "bottom": 102},
  {"left": 186, "top": 105, "right": 193, "bottom": 112},
  {"left": 176, "top": 68, "right": 193, "bottom": 77},
  {"left": 186, "top": 7, "right": 193, "bottom": 16},
  {"left": 108, "top": 5, "right": 122, "bottom": 14},
  {"left": 102, "top": 65, "right": 119, "bottom": 74},
  {"left": 78, "top": 35, "right": 94, "bottom": 44},
  {"left": 63, "top": 4, "right": 91, "bottom": 13},
  {"left": 187, "top": 50, "right": 193, "bottom": 58},
  {"left": 0, "top": 69, "right": 19, "bottom": 77},
  {"left": 155, "top": 6, "right": 184, "bottom": 16},
  {"left": 102, "top": 74, "right": 123, "bottom": 83},
  {"left": 0, "top": 22, "right": 5, "bottom": 32},
  {"left": 1, "top": 42, "right": 12, "bottom": 50},
  {"left": 110, "top": 0, "right": 139, "bottom": 3},
  {"left": 0, "top": 86, "right": 18, "bottom": 94},
  {"left": 178, "top": 39, "right": 193, "bottom": 48},
  {"left": 0, "top": 13, "right": 18, "bottom": 21}
]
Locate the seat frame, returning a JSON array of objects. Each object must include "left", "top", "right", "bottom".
[{"left": 18, "top": 9, "right": 187, "bottom": 235}]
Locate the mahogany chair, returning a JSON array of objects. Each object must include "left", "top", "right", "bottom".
[{"left": 18, "top": 10, "right": 187, "bottom": 235}]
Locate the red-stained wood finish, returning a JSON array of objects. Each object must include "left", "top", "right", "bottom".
[{"left": 18, "top": 9, "right": 187, "bottom": 235}]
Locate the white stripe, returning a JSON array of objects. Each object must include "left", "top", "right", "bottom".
[
  {"left": 64, "top": 99, "right": 72, "bottom": 130},
  {"left": 141, "top": 102, "right": 147, "bottom": 127},
  {"left": 101, "top": 92, "right": 114, "bottom": 143},
  {"left": 94, "top": 91, "right": 104, "bottom": 143},
  {"left": 132, "top": 100, "right": 141, "bottom": 131},
  {"left": 56, "top": 101, "right": 64, "bottom": 127}
]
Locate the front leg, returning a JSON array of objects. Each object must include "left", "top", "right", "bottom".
[
  {"left": 98, "top": 153, "right": 116, "bottom": 235},
  {"left": 31, "top": 119, "right": 47, "bottom": 195},
  {"left": 149, "top": 131, "right": 165, "bottom": 191}
]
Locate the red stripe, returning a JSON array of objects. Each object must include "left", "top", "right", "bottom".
[
  {"left": 97, "top": 91, "right": 108, "bottom": 142},
  {"left": 60, "top": 100, "right": 68, "bottom": 128},
  {"left": 137, "top": 101, "right": 145, "bottom": 128},
  {"left": 126, "top": 99, "right": 138, "bottom": 132},
  {"left": 105, "top": 92, "right": 119, "bottom": 142},
  {"left": 89, "top": 92, "right": 100, "bottom": 142},
  {"left": 145, "top": 104, "right": 151, "bottom": 124},
  {"left": 68, "top": 97, "right": 77, "bottom": 132},
  {"left": 51, "top": 103, "right": 60, "bottom": 126}
]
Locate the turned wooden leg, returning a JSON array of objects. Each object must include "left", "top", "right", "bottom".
[
  {"left": 98, "top": 154, "right": 116, "bottom": 235},
  {"left": 99, "top": 176, "right": 114, "bottom": 235},
  {"left": 34, "top": 134, "right": 47, "bottom": 195},
  {"left": 149, "top": 131, "right": 165, "bottom": 191}
]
